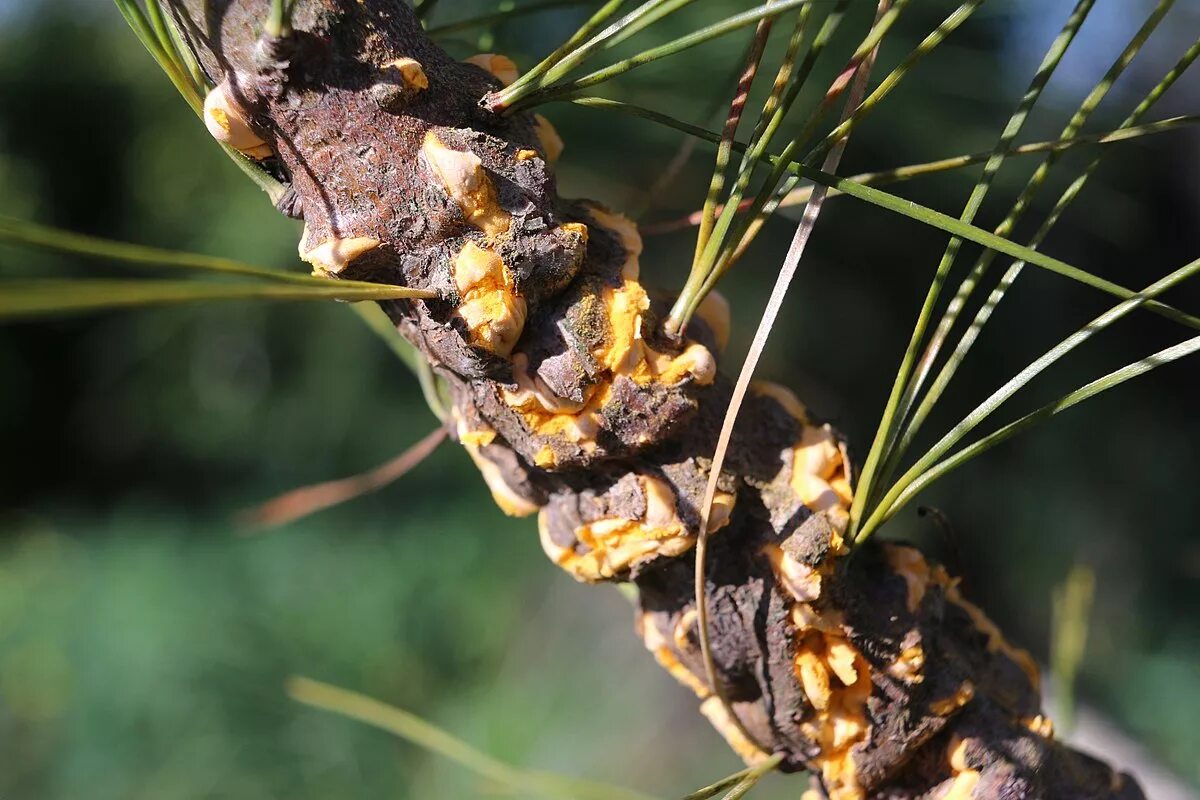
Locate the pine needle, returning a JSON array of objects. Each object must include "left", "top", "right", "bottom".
[
  {"left": 691, "top": 0, "right": 890, "bottom": 758},
  {"left": 0, "top": 279, "right": 435, "bottom": 322}
]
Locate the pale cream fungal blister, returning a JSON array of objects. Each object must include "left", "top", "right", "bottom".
[
  {"left": 422, "top": 132, "right": 512, "bottom": 237},
  {"left": 203, "top": 79, "right": 273, "bottom": 160},
  {"left": 763, "top": 543, "right": 822, "bottom": 602},
  {"left": 465, "top": 54, "right": 519, "bottom": 86},
  {"left": 696, "top": 290, "right": 731, "bottom": 352},
  {"left": 453, "top": 412, "right": 538, "bottom": 518},
  {"left": 499, "top": 207, "right": 715, "bottom": 467},
  {"left": 540, "top": 474, "right": 733, "bottom": 582},
  {"left": 944, "top": 737, "right": 982, "bottom": 800},
  {"left": 885, "top": 542, "right": 1041, "bottom": 689},
  {"left": 754, "top": 401, "right": 871, "bottom": 800},
  {"left": 452, "top": 242, "right": 526, "bottom": 357},
  {"left": 767, "top": 529, "right": 872, "bottom": 800},
  {"left": 299, "top": 234, "right": 381, "bottom": 276},
  {"left": 887, "top": 644, "right": 926, "bottom": 684},
  {"left": 533, "top": 114, "right": 564, "bottom": 164},
  {"left": 386, "top": 57, "right": 429, "bottom": 92}
]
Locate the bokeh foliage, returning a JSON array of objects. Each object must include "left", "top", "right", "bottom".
[{"left": 1, "top": 0, "right": 1199, "bottom": 797}]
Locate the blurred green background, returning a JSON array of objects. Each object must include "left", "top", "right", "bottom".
[{"left": 1, "top": 0, "right": 1199, "bottom": 797}]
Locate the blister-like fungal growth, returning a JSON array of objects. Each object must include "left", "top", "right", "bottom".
[
  {"left": 887, "top": 642, "right": 927, "bottom": 684},
  {"left": 370, "top": 56, "right": 429, "bottom": 110},
  {"left": 930, "top": 681, "right": 977, "bottom": 716},
  {"left": 533, "top": 113, "right": 565, "bottom": 164},
  {"left": 203, "top": 79, "right": 272, "bottom": 159},
  {"left": 582, "top": 202, "right": 642, "bottom": 280},
  {"left": 696, "top": 290, "right": 732, "bottom": 352},
  {"left": 763, "top": 518, "right": 872, "bottom": 800},
  {"left": 452, "top": 242, "right": 526, "bottom": 356},
  {"left": 764, "top": 543, "right": 823, "bottom": 602},
  {"left": 761, "top": 381, "right": 854, "bottom": 531},
  {"left": 387, "top": 56, "right": 428, "bottom": 91},
  {"left": 299, "top": 232, "right": 382, "bottom": 276},
  {"left": 794, "top": 631, "right": 872, "bottom": 800},
  {"left": 422, "top": 132, "right": 512, "bottom": 237},
  {"left": 494, "top": 209, "right": 715, "bottom": 468},
  {"left": 944, "top": 737, "right": 982, "bottom": 800},
  {"left": 452, "top": 411, "right": 541, "bottom": 517},
  {"left": 465, "top": 53, "right": 520, "bottom": 86},
  {"left": 175, "top": 4, "right": 1148, "bottom": 796},
  {"left": 540, "top": 472, "right": 735, "bottom": 582},
  {"left": 590, "top": 279, "right": 717, "bottom": 389},
  {"left": 885, "top": 543, "right": 1040, "bottom": 688}
]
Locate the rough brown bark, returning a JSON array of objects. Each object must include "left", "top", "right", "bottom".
[{"left": 164, "top": 2, "right": 1146, "bottom": 797}]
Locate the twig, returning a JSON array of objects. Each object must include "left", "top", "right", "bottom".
[{"left": 238, "top": 427, "right": 447, "bottom": 529}]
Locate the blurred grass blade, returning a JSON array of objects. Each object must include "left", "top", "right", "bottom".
[
  {"left": 288, "top": 676, "right": 519, "bottom": 789},
  {"left": 677, "top": 766, "right": 760, "bottom": 800},
  {"left": 675, "top": 753, "right": 782, "bottom": 800},
  {"left": 1052, "top": 564, "right": 1096, "bottom": 735},
  {"left": 849, "top": 0, "right": 1097, "bottom": 538},
  {"left": 864, "top": 333, "right": 1200, "bottom": 532},
  {"left": 718, "top": 754, "right": 783, "bottom": 799},
  {"left": 239, "top": 427, "right": 448, "bottom": 529},
  {"left": 286, "top": 676, "right": 660, "bottom": 800},
  {"left": 0, "top": 279, "right": 435, "bottom": 322}
]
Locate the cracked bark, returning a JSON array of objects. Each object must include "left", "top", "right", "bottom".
[{"left": 163, "top": 2, "right": 1146, "bottom": 797}]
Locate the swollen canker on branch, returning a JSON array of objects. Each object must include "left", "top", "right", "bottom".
[{"left": 164, "top": 1, "right": 1149, "bottom": 796}]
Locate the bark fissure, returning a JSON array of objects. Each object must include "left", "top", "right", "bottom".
[{"left": 164, "top": 2, "right": 1144, "bottom": 797}]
